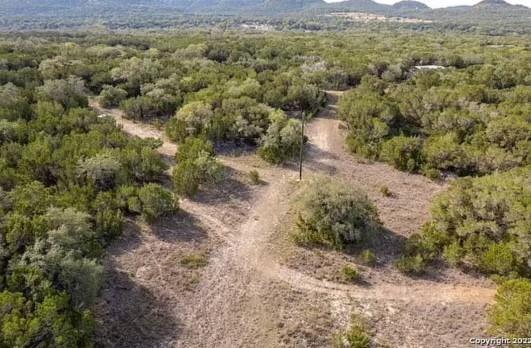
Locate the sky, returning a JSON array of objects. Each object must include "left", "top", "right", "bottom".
[{"left": 324, "top": 0, "right": 531, "bottom": 8}]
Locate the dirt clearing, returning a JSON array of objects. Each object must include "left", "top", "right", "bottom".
[{"left": 91, "top": 94, "right": 495, "bottom": 347}]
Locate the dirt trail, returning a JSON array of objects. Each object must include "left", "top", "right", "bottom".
[{"left": 90, "top": 95, "right": 495, "bottom": 346}]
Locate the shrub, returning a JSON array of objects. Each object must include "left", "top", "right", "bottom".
[
  {"left": 259, "top": 111, "right": 303, "bottom": 164},
  {"left": 76, "top": 152, "right": 123, "bottom": 191},
  {"left": 341, "top": 265, "right": 361, "bottom": 282},
  {"left": 176, "top": 137, "right": 214, "bottom": 163},
  {"left": 293, "top": 177, "right": 380, "bottom": 250},
  {"left": 422, "top": 133, "right": 472, "bottom": 175},
  {"left": 138, "top": 183, "right": 177, "bottom": 222},
  {"left": 180, "top": 253, "right": 208, "bottom": 269},
  {"left": 380, "top": 135, "right": 423, "bottom": 172},
  {"left": 442, "top": 242, "right": 464, "bottom": 267},
  {"left": 173, "top": 160, "right": 200, "bottom": 197},
  {"left": 360, "top": 249, "right": 377, "bottom": 267},
  {"left": 424, "top": 167, "right": 529, "bottom": 276},
  {"left": 379, "top": 185, "right": 393, "bottom": 197},
  {"left": 333, "top": 314, "right": 372, "bottom": 348},
  {"left": 37, "top": 77, "right": 88, "bottom": 109},
  {"left": 478, "top": 243, "right": 516, "bottom": 276},
  {"left": 173, "top": 101, "right": 213, "bottom": 138},
  {"left": 99, "top": 85, "right": 127, "bottom": 108},
  {"left": 120, "top": 95, "right": 170, "bottom": 120},
  {"left": 395, "top": 255, "right": 426, "bottom": 275},
  {"left": 339, "top": 90, "right": 396, "bottom": 159},
  {"left": 489, "top": 279, "right": 531, "bottom": 337},
  {"left": 248, "top": 170, "right": 260, "bottom": 185},
  {"left": 165, "top": 117, "right": 189, "bottom": 143},
  {"left": 422, "top": 167, "right": 441, "bottom": 180},
  {"left": 172, "top": 137, "right": 222, "bottom": 197}
]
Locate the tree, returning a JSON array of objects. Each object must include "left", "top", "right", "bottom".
[
  {"left": 173, "top": 101, "right": 213, "bottom": 138},
  {"left": 287, "top": 82, "right": 323, "bottom": 115},
  {"left": 111, "top": 57, "right": 161, "bottom": 95},
  {"left": 259, "top": 110, "right": 302, "bottom": 164},
  {"left": 99, "top": 85, "right": 128, "bottom": 108},
  {"left": 0, "top": 83, "right": 32, "bottom": 121},
  {"left": 37, "top": 77, "right": 88, "bottom": 109},
  {"left": 76, "top": 152, "right": 123, "bottom": 190}
]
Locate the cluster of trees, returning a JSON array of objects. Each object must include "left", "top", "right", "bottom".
[
  {"left": 396, "top": 165, "right": 530, "bottom": 337},
  {"left": 339, "top": 56, "right": 530, "bottom": 178},
  {"left": 0, "top": 38, "right": 176, "bottom": 346},
  {"left": 397, "top": 166, "right": 530, "bottom": 277}
]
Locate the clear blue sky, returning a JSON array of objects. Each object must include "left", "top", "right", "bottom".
[{"left": 324, "top": 0, "right": 531, "bottom": 8}]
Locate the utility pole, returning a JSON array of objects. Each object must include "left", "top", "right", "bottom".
[{"left": 298, "top": 111, "right": 305, "bottom": 181}]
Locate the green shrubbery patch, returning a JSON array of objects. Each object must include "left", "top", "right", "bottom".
[
  {"left": 489, "top": 279, "right": 531, "bottom": 338},
  {"left": 398, "top": 166, "right": 530, "bottom": 277},
  {"left": 293, "top": 177, "right": 381, "bottom": 250}
]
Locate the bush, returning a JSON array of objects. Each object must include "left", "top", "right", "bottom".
[
  {"left": 99, "top": 85, "right": 127, "bottom": 108},
  {"left": 173, "top": 160, "right": 200, "bottom": 197},
  {"left": 360, "top": 249, "right": 377, "bottom": 267},
  {"left": 176, "top": 137, "right": 214, "bottom": 162},
  {"left": 341, "top": 265, "right": 361, "bottom": 282},
  {"left": 333, "top": 314, "right": 372, "bottom": 348},
  {"left": 248, "top": 170, "right": 260, "bottom": 185},
  {"left": 395, "top": 255, "right": 426, "bottom": 275},
  {"left": 422, "top": 133, "right": 472, "bottom": 175},
  {"left": 259, "top": 111, "right": 303, "bottom": 164},
  {"left": 380, "top": 135, "right": 423, "bottom": 172},
  {"left": 379, "top": 185, "right": 393, "bottom": 197},
  {"left": 422, "top": 167, "right": 441, "bottom": 180},
  {"left": 293, "top": 177, "right": 380, "bottom": 250},
  {"left": 165, "top": 117, "right": 189, "bottom": 143},
  {"left": 76, "top": 152, "right": 123, "bottom": 191},
  {"left": 418, "top": 167, "right": 530, "bottom": 276},
  {"left": 489, "top": 279, "right": 531, "bottom": 337},
  {"left": 180, "top": 253, "right": 208, "bottom": 269},
  {"left": 172, "top": 137, "right": 222, "bottom": 197},
  {"left": 138, "top": 183, "right": 177, "bottom": 222},
  {"left": 173, "top": 101, "right": 213, "bottom": 138}
]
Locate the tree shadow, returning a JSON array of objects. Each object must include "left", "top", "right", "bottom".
[
  {"left": 214, "top": 141, "right": 257, "bottom": 157},
  {"left": 104, "top": 218, "right": 144, "bottom": 258},
  {"left": 302, "top": 143, "right": 339, "bottom": 175},
  {"left": 353, "top": 226, "right": 408, "bottom": 266},
  {"left": 94, "top": 262, "right": 182, "bottom": 348},
  {"left": 148, "top": 209, "right": 208, "bottom": 243},
  {"left": 192, "top": 165, "right": 254, "bottom": 206}
]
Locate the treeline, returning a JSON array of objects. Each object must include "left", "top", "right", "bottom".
[{"left": 339, "top": 58, "right": 530, "bottom": 179}]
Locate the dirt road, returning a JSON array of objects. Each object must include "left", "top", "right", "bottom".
[{"left": 90, "top": 95, "right": 495, "bottom": 347}]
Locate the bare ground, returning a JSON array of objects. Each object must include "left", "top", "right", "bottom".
[{"left": 90, "top": 94, "right": 495, "bottom": 348}]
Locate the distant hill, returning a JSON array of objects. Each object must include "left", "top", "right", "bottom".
[
  {"left": 473, "top": 0, "right": 514, "bottom": 7},
  {"left": 392, "top": 1, "right": 430, "bottom": 11},
  {"left": 327, "top": 0, "right": 388, "bottom": 12},
  {"left": 1, "top": 0, "right": 530, "bottom": 31}
]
